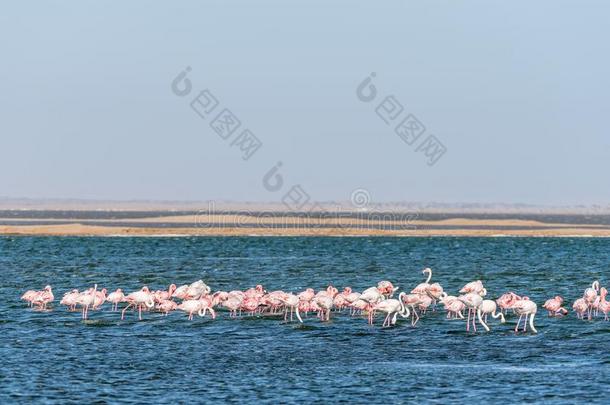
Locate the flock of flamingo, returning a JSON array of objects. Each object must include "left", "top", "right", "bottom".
[{"left": 21, "top": 268, "right": 609, "bottom": 333}]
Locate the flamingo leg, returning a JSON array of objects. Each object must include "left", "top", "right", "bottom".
[
  {"left": 515, "top": 315, "right": 523, "bottom": 332},
  {"left": 472, "top": 309, "right": 477, "bottom": 332},
  {"left": 121, "top": 303, "right": 132, "bottom": 320}
]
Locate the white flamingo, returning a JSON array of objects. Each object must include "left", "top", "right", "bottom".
[
  {"left": 513, "top": 298, "right": 538, "bottom": 333},
  {"left": 373, "top": 292, "right": 410, "bottom": 327},
  {"left": 477, "top": 299, "right": 506, "bottom": 332}
]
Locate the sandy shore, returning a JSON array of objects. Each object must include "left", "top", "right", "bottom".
[{"left": 1, "top": 215, "right": 609, "bottom": 237}]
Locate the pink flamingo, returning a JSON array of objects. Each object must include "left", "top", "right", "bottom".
[
  {"left": 154, "top": 284, "right": 177, "bottom": 303},
  {"left": 439, "top": 293, "right": 462, "bottom": 318},
  {"left": 333, "top": 294, "right": 349, "bottom": 311},
  {"left": 241, "top": 296, "right": 261, "bottom": 316},
  {"left": 198, "top": 295, "right": 217, "bottom": 319},
  {"left": 245, "top": 285, "right": 265, "bottom": 299},
  {"left": 496, "top": 292, "right": 520, "bottom": 314},
  {"left": 543, "top": 296, "right": 568, "bottom": 317},
  {"left": 460, "top": 280, "right": 486, "bottom": 296},
  {"left": 223, "top": 295, "right": 244, "bottom": 317},
  {"left": 315, "top": 297, "right": 333, "bottom": 321},
  {"left": 445, "top": 299, "right": 466, "bottom": 319},
  {"left": 583, "top": 281, "right": 600, "bottom": 320},
  {"left": 377, "top": 280, "right": 398, "bottom": 298},
  {"left": 598, "top": 287, "right": 609, "bottom": 321},
  {"left": 350, "top": 299, "right": 368, "bottom": 316},
  {"left": 106, "top": 289, "right": 125, "bottom": 311},
  {"left": 459, "top": 293, "right": 483, "bottom": 332},
  {"left": 21, "top": 290, "right": 37, "bottom": 307},
  {"left": 401, "top": 293, "right": 424, "bottom": 326},
  {"left": 76, "top": 285, "right": 97, "bottom": 320},
  {"left": 359, "top": 286, "right": 385, "bottom": 325},
  {"left": 92, "top": 288, "right": 107, "bottom": 310},
  {"left": 572, "top": 298, "right": 588, "bottom": 319},
  {"left": 344, "top": 291, "right": 362, "bottom": 315},
  {"left": 121, "top": 286, "right": 155, "bottom": 320},
  {"left": 157, "top": 299, "right": 177, "bottom": 315},
  {"left": 60, "top": 289, "right": 80, "bottom": 311},
  {"left": 32, "top": 285, "right": 54, "bottom": 310},
  {"left": 426, "top": 283, "right": 444, "bottom": 311},
  {"left": 411, "top": 268, "right": 432, "bottom": 294},
  {"left": 297, "top": 288, "right": 315, "bottom": 302},
  {"left": 418, "top": 295, "right": 433, "bottom": 314}
]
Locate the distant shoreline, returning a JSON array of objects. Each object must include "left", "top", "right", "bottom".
[{"left": 1, "top": 210, "right": 610, "bottom": 237}]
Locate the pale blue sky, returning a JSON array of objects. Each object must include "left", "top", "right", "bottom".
[{"left": 1, "top": 1, "right": 608, "bottom": 205}]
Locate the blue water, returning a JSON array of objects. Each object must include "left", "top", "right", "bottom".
[{"left": 1, "top": 236, "right": 609, "bottom": 403}]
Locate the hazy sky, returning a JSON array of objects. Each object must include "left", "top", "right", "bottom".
[{"left": 1, "top": 1, "right": 609, "bottom": 205}]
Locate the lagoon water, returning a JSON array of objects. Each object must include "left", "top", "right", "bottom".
[{"left": 1, "top": 236, "right": 609, "bottom": 403}]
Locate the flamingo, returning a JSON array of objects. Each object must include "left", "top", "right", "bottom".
[
  {"left": 92, "top": 288, "right": 107, "bottom": 310},
  {"left": 280, "top": 293, "right": 303, "bottom": 323},
  {"left": 297, "top": 288, "right": 315, "bottom": 302},
  {"left": 172, "top": 284, "right": 190, "bottom": 300},
  {"left": 154, "top": 284, "right": 177, "bottom": 303},
  {"left": 445, "top": 299, "right": 466, "bottom": 319},
  {"left": 177, "top": 299, "right": 204, "bottom": 320},
  {"left": 184, "top": 280, "right": 211, "bottom": 300},
  {"left": 21, "top": 290, "right": 37, "bottom": 307},
  {"left": 333, "top": 294, "right": 349, "bottom": 311},
  {"left": 157, "top": 299, "right": 178, "bottom": 315},
  {"left": 460, "top": 280, "right": 486, "bottom": 296},
  {"left": 60, "top": 289, "right": 80, "bottom": 311},
  {"left": 106, "top": 289, "right": 125, "bottom": 311},
  {"left": 477, "top": 299, "right": 506, "bottom": 332},
  {"left": 245, "top": 285, "right": 265, "bottom": 299},
  {"left": 377, "top": 280, "right": 398, "bottom": 298},
  {"left": 426, "top": 283, "right": 444, "bottom": 311},
  {"left": 223, "top": 295, "right": 244, "bottom": 317},
  {"left": 372, "top": 292, "right": 410, "bottom": 327},
  {"left": 583, "top": 281, "right": 600, "bottom": 320},
  {"left": 512, "top": 298, "right": 538, "bottom": 333},
  {"left": 418, "top": 294, "right": 433, "bottom": 314},
  {"left": 314, "top": 294, "right": 334, "bottom": 322},
  {"left": 241, "top": 296, "right": 261, "bottom": 316},
  {"left": 263, "top": 291, "right": 287, "bottom": 315},
  {"left": 543, "top": 296, "right": 568, "bottom": 317},
  {"left": 121, "top": 286, "right": 155, "bottom": 320},
  {"left": 359, "top": 287, "right": 385, "bottom": 325},
  {"left": 31, "top": 286, "right": 54, "bottom": 310},
  {"left": 411, "top": 268, "right": 432, "bottom": 294},
  {"left": 344, "top": 292, "right": 362, "bottom": 315},
  {"left": 401, "top": 293, "right": 424, "bottom": 326},
  {"left": 76, "top": 285, "right": 97, "bottom": 320},
  {"left": 496, "top": 292, "right": 520, "bottom": 314},
  {"left": 598, "top": 287, "right": 609, "bottom": 321},
  {"left": 459, "top": 293, "right": 483, "bottom": 332},
  {"left": 197, "top": 296, "right": 217, "bottom": 319},
  {"left": 438, "top": 292, "right": 461, "bottom": 316},
  {"left": 572, "top": 298, "right": 588, "bottom": 319}
]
